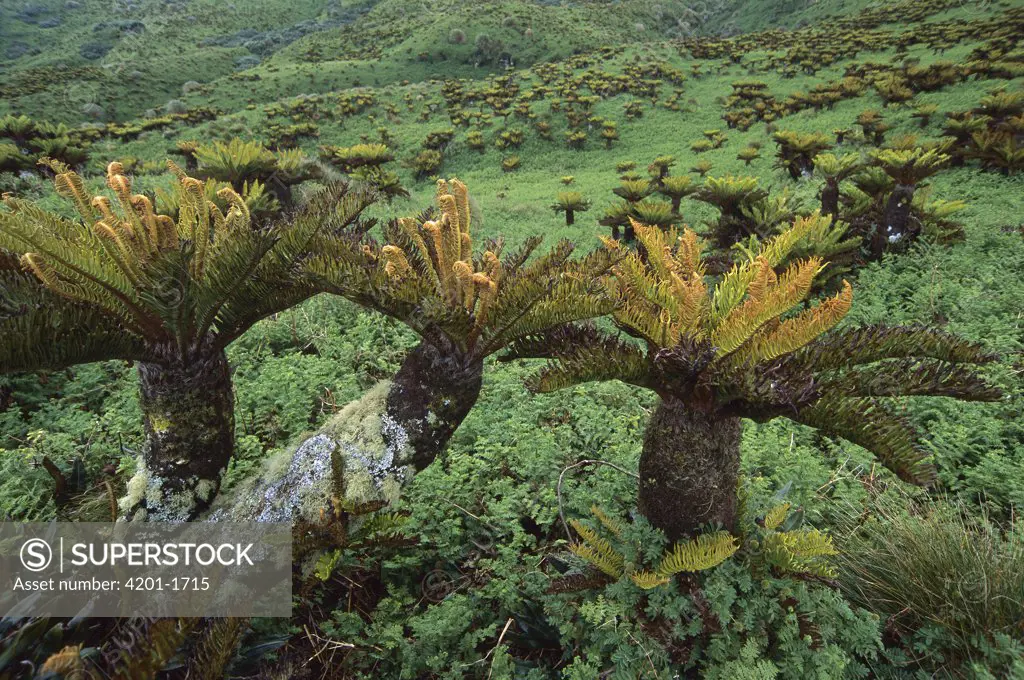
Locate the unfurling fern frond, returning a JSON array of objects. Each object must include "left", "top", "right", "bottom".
[
  {"left": 313, "top": 178, "right": 618, "bottom": 362},
  {"left": 655, "top": 531, "right": 739, "bottom": 576}
]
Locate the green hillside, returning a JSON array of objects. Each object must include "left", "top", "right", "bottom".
[{"left": 1, "top": 0, "right": 1023, "bottom": 676}]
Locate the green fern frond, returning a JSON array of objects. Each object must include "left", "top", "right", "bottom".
[
  {"left": 789, "top": 396, "right": 937, "bottom": 485},
  {"left": 569, "top": 519, "right": 625, "bottom": 578},
  {"left": 655, "top": 531, "right": 738, "bottom": 576},
  {"left": 630, "top": 570, "right": 672, "bottom": 589},
  {"left": 186, "top": 618, "right": 247, "bottom": 680},
  {"left": 109, "top": 618, "right": 197, "bottom": 680},
  {"left": 764, "top": 502, "right": 791, "bottom": 530}
]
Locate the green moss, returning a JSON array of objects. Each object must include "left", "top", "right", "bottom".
[{"left": 147, "top": 413, "right": 173, "bottom": 434}]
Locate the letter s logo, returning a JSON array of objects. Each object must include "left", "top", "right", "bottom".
[{"left": 20, "top": 539, "right": 52, "bottom": 572}]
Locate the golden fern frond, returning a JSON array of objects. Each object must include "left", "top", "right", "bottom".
[
  {"left": 763, "top": 528, "right": 837, "bottom": 577},
  {"left": 590, "top": 505, "right": 623, "bottom": 538},
  {"left": 674, "top": 227, "right": 704, "bottom": 277},
  {"left": 569, "top": 519, "right": 625, "bottom": 578},
  {"left": 763, "top": 502, "right": 791, "bottom": 530},
  {"left": 437, "top": 195, "right": 463, "bottom": 273},
  {"left": 630, "top": 570, "right": 671, "bottom": 590},
  {"left": 655, "top": 531, "right": 738, "bottom": 576},
  {"left": 632, "top": 221, "right": 676, "bottom": 281},
  {"left": 727, "top": 280, "right": 852, "bottom": 367},
  {"left": 41, "top": 157, "right": 95, "bottom": 223},
  {"left": 40, "top": 644, "right": 84, "bottom": 676},
  {"left": 711, "top": 257, "right": 822, "bottom": 356}
]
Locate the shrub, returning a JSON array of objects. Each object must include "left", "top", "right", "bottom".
[
  {"left": 79, "top": 42, "right": 110, "bottom": 60},
  {"left": 164, "top": 99, "right": 188, "bottom": 115},
  {"left": 409, "top": 149, "right": 442, "bottom": 178}
]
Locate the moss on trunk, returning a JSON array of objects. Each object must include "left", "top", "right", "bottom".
[
  {"left": 121, "top": 349, "right": 234, "bottom": 521},
  {"left": 638, "top": 398, "right": 742, "bottom": 543}
]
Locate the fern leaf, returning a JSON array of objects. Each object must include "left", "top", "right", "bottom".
[
  {"left": 590, "top": 505, "right": 623, "bottom": 538},
  {"left": 186, "top": 618, "right": 247, "bottom": 680},
  {"left": 655, "top": 531, "right": 738, "bottom": 576},
  {"left": 630, "top": 570, "right": 672, "bottom": 590},
  {"left": 569, "top": 519, "right": 625, "bottom": 578},
  {"left": 789, "top": 396, "right": 937, "bottom": 485},
  {"left": 764, "top": 502, "right": 791, "bottom": 531}
]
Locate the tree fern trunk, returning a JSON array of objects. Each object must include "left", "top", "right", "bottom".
[
  {"left": 121, "top": 350, "right": 234, "bottom": 521},
  {"left": 638, "top": 398, "right": 742, "bottom": 543},
  {"left": 881, "top": 183, "right": 916, "bottom": 248},
  {"left": 384, "top": 338, "right": 483, "bottom": 471},
  {"left": 820, "top": 179, "right": 839, "bottom": 220}
]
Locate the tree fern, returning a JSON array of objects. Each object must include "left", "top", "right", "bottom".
[
  {"left": 507, "top": 213, "right": 999, "bottom": 541},
  {"left": 302, "top": 178, "right": 619, "bottom": 475},
  {"left": 0, "top": 159, "right": 376, "bottom": 519}
]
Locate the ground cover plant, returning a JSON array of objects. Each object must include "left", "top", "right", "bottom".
[{"left": 0, "top": 0, "right": 1022, "bottom": 676}]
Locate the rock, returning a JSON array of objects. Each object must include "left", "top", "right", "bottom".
[{"left": 207, "top": 382, "right": 414, "bottom": 522}]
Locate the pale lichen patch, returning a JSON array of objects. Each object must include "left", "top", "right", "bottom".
[{"left": 205, "top": 381, "right": 417, "bottom": 522}]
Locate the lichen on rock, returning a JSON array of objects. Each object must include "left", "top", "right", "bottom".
[{"left": 208, "top": 381, "right": 417, "bottom": 522}]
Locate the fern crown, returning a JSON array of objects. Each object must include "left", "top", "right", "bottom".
[{"left": 309, "top": 178, "right": 618, "bottom": 359}]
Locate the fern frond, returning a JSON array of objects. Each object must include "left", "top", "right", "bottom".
[
  {"left": 763, "top": 528, "right": 837, "bottom": 578},
  {"left": 569, "top": 519, "right": 625, "bottom": 578},
  {"left": 590, "top": 505, "right": 623, "bottom": 538},
  {"left": 789, "top": 396, "right": 936, "bottom": 485},
  {"left": 40, "top": 645, "right": 85, "bottom": 676},
  {"left": 727, "top": 280, "right": 852, "bottom": 367},
  {"left": 109, "top": 618, "right": 197, "bottom": 680},
  {"left": 785, "top": 324, "right": 998, "bottom": 372},
  {"left": 630, "top": 570, "right": 672, "bottom": 589},
  {"left": 186, "top": 618, "right": 247, "bottom": 680},
  {"left": 655, "top": 531, "right": 738, "bottom": 576},
  {"left": 764, "top": 502, "right": 791, "bottom": 531},
  {"left": 712, "top": 256, "right": 822, "bottom": 357}
]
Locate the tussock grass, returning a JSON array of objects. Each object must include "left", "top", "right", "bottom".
[{"left": 834, "top": 492, "right": 1024, "bottom": 667}]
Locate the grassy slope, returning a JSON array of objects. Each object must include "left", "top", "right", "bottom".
[{"left": 0, "top": 0, "right": 701, "bottom": 123}]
